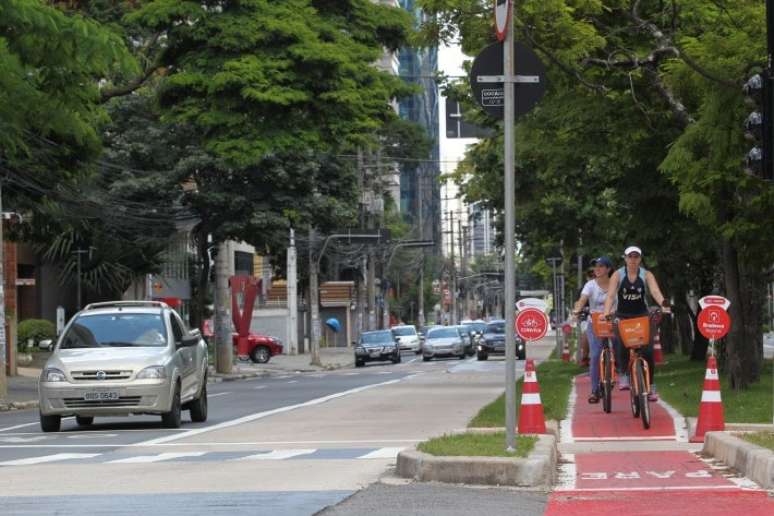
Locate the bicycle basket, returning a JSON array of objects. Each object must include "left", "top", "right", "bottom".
[
  {"left": 618, "top": 316, "right": 650, "bottom": 348},
  {"left": 591, "top": 313, "right": 614, "bottom": 338}
]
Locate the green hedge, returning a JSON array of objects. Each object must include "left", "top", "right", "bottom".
[{"left": 17, "top": 319, "right": 56, "bottom": 350}]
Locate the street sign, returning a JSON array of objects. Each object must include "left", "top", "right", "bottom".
[
  {"left": 515, "top": 307, "right": 549, "bottom": 341},
  {"left": 494, "top": 0, "right": 512, "bottom": 41},
  {"left": 470, "top": 41, "right": 547, "bottom": 120},
  {"left": 331, "top": 228, "right": 390, "bottom": 245},
  {"left": 698, "top": 295, "right": 731, "bottom": 311},
  {"left": 697, "top": 306, "right": 731, "bottom": 340},
  {"left": 516, "top": 297, "right": 548, "bottom": 312}
]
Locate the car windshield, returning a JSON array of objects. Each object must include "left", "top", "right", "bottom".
[
  {"left": 360, "top": 331, "right": 394, "bottom": 344},
  {"left": 486, "top": 322, "right": 505, "bottom": 334},
  {"left": 60, "top": 313, "right": 168, "bottom": 349},
  {"left": 428, "top": 327, "right": 459, "bottom": 339},
  {"left": 467, "top": 322, "right": 487, "bottom": 333},
  {"left": 457, "top": 326, "right": 470, "bottom": 336},
  {"left": 392, "top": 327, "right": 417, "bottom": 336}
]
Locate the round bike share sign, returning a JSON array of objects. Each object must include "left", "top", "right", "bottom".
[
  {"left": 515, "top": 307, "right": 549, "bottom": 341},
  {"left": 697, "top": 305, "right": 731, "bottom": 340}
]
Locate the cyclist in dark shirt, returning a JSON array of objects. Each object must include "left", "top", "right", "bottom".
[{"left": 603, "top": 246, "right": 669, "bottom": 400}]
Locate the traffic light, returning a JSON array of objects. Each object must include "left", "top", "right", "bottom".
[{"left": 743, "top": 72, "right": 773, "bottom": 180}]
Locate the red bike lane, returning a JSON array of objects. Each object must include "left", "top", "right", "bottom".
[{"left": 545, "top": 374, "right": 773, "bottom": 515}]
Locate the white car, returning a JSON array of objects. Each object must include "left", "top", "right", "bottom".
[
  {"left": 391, "top": 325, "right": 421, "bottom": 354},
  {"left": 422, "top": 326, "right": 466, "bottom": 361},
  {"left": 38, "top": 301, "right": 209, "bottom": 432}
]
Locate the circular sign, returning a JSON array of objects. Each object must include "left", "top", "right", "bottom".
[
  {"left": 469, "top": 41, "right": 547, "bottom": 120},
  {"left": 697, "top": 306, "right": 731, "bottom": 340},
  {"left": 515, "top": 308, "right": 549, "bottom": 341},
  {"left": 494, "top": 0, "right": 512, "bottom": 42}
]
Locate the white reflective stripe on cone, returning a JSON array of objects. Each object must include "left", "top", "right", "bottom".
[
  {"left": 525, "top": 372, "right": 537, "bottom": 382},
  {"left": 705, "top": 369, "right": 719, "bottom": 380},
  {"left": 521, "top": 393, "right": 542, "bottom": 405},
  {"left": 701, "top": 390, "right": 722, "bottom": 402}
]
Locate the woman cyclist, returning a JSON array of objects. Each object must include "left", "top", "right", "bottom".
[
  {"left": 603, "top": 246, "right": 669, "bottom": 401},
  {"left": 571, "top": 256, "right": 614, "bottom": 404}
]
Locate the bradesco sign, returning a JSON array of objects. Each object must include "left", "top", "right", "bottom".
[
  {"left": 516, "top": 308, "right": 549, "bottom": 341},
  {"left": 697, "top": 305, "right": 731, "bottom": 340}
]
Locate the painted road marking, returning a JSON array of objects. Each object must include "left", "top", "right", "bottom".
[
  {"left": 286, "top": 380, "right": 298, "bottom": 384},
  {"left": 0, "top": 438, "right": 422, "bottom": 449},
  {"left": 356, "top": 447, "right": 405, "bottom": 459},
  {"left": 107, "top": 452, "right": 207, "bottom": 464},
  {"left": 238, "top": 449, "right": 317, "bottom": 460},
  {"left": 253, "top": 385, "right": 267, "bottom": 390},
  {"left": 137, "top": 378, "right": 402, "bottom": 446},
  {"left": 0, "top": 453, "right": 101, "bottom": 466},
  {"left": 208, "top": 392, "right": 230, "bottom": 398},
  {"left": 0, "top": 436, "right": 47, "bottom": 443},
  {"left": 0, "top": 417, "right": 75, "bottom": 433}
]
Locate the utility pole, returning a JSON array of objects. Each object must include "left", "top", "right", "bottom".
[
  {"left": 417, "top": 172, "right": 425, "bottom": 328},
  {"left": 448, "top": 210, "right": 457, "bottom": 325},
  {"left": 462, "top": 224, "right": 471, "bottom": 320},
  {"left": 214, "top": 241, "right": 232, "bottom": 373},
  {"left": 357, "top": 256, "right": 366, "bottom": 338},
  {"left": 72, "top": 247, "right": 93, "bottom": 310},
  {"left": 367, "top": 252, "right": 376, "bottom": 330},
  {"left": 547, "top": 256, "right": 562, "bottom": 357},
  {"left": 286, "top": 228, "right": 298, "bottom": 354},
  {"left": 308, "top": 227, "right": 322, "bottom": 366},
  {"left": 0, "top": 181, "right": 6, "bottom": 399}
]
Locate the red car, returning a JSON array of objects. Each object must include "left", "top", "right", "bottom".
[{"left": 233, "top": 333, "right": 283, "bottom": 363}]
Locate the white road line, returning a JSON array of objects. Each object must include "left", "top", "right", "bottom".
[
  {"left": 286, "top": 380, "right": 298, "bottom": 384},
  {"left": 657, "top": 397, "right": 689, "bottom": 442},
  {"left": 137, "top": 378, "right": 402, "bottom": 446},
  {"left": 238, "top": 449, "right": 316, "bottom": 461},
  {"left": 560, "top": 377, "right": 577, "bottom": 444},
  {"left": 208, "top": 392, "right": 230, "bottom": 398},
  {"left": 343, "top": 372, "right": 360, "bottom": 376},
  {"left": 253, "top": 385, "right": 267, "bottom": 390},
  {"left": 356, "top": 447, "right": 405, "bottom": 459},
  {"left": 556, "top": 453, "right": 577, "bottom": 490},
  {"left": 0, "top": 453, "right": 101, "bottom": 466},
  {"left": 107, "top": 452, "right": 207, "bottom": 464},
  {"left": 376, "top": 371, "right": 393, "bottom": 375},
  {"left": 0, "top": 417, "right": 75, "bottom": 433},
  {"left": 406, "top": 357, "right": 418, "bottom": 364}
]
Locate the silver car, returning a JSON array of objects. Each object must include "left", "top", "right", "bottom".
[
  {"left": 38, "top": 301, "right": 209, "bottom": 432},
  {"left": 391, "top": 325, "right": 421, "bottom": 354},
  {"left": 422, "top": 326, "right": 466, "bottom": 361}
]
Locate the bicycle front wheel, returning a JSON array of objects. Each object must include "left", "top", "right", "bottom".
[
  {"left": 630, "top": 360, "right": 640, "bottom": 418},
  {"left": 635, "top": 360, "right": 651, "bottom": 429},
  {"left": 601, "top": 347, "right": 612, "bottom": 413}
]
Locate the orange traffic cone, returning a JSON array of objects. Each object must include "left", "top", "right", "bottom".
[
  {"left": 653, "top": 331, "right": 664, "bottom": 364},
  {"left": 690, "top": 355, "right": 725, "bottom": 442},
  {"left": 518, "top": 359, "right": 546, "bottom": 434}
]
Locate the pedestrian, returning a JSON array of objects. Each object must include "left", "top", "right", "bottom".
[
  {"left": 572, "top": 257, "right": 614, "bottom": 403},
  {"left": 603, "top": 246, "right": 670, "bottom": 400}
]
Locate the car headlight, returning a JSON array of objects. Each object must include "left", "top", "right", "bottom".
[
  {"left": 137, "top": 366, "right": 167, "bottom": 379},
  {"left": 42, "top": 368, "right": 66, "bottom": 382}
]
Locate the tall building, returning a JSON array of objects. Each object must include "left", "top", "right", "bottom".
[{"left": 398, "top": 0, "right": 440, "bottom": 248}]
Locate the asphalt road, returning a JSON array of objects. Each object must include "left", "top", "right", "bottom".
[{"left": 0, "top": 343, "right": 555, "bottom": 515}]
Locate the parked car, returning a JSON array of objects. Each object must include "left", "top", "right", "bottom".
[
  {"left": 354, "top": 330, "right": 401, "bottom": 367},
  {"left": 391, "top": 325, "right": 421, "bottom": 354},
  {"left": 233, "top": 333, "right": 283, "bottom": 363},
  {"left": 455, "top": 324, "right": 476, "bottom": 356},
  {"left": 422, "top": 326, "right": 466, "bottom": 361},
  {"left": 477, "top": 320, "right": 526, "bottom": 361},
  {"left": 38, "top": 301, "right": 209, "bottom": 432}
]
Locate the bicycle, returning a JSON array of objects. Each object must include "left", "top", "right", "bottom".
[
  {"left": 612, "top": 308, "right": 664, "bottom": 429},
  {"left": 591, "top": 312, "right": 616, "bottom": 414}
]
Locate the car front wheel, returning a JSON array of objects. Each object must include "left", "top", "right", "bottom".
[
  {"left": 250, "top": 345, "right": 271, "bottom": 364},
  {"left": 161, "top": 383, "right": 182, "bottom": 428},
  {"left": 40, "top": 413, "right": 61, "bottom": 432},
  {"left": 189, "top": 375, "right": 208, "bottom": 423}
]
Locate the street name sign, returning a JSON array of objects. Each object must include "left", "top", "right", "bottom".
[{"left": 469, "top": 41, "right": 547, "bottom": 120}]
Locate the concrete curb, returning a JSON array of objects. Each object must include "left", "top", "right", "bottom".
[
  {"left": 396, "top": 433, "right": 557, "bottom": 487},
  {"left": 703, "top": 431, "right": 774, "bottom": 489},
  {"left": 0, "top": 400, "right": 39, "bottom": 412}
]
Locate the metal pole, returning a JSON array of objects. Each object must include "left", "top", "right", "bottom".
[
  {"left": 76, "top": 251, "right": 82, "bottom": 310},
  {"left": 287, "top": 228, "right": 298, "bottom": 354},
  {"left": 504, "top": 3, "right": 517, "bottom": 451},
  {"left": 551, "top": 259, "right": 561, "bottom": 356},
  {"left": 0, "top": 181, "right": 6, "bottom": 399},
  {"left": 309, "top": 227, "right": 321, "bottom": 366}
]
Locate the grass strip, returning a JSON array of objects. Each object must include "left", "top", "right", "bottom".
[
  {"left": 737, "top": 432, "right": 774, "bottom": 451},
  {"left": 657, "top": 353, "right": 772, "bottom": 423},
  {"left": 417, "top": 432, "right": 537, "bottom": 458},
  {"left": 468, "top": 359, "right": 585, "bottom": 427}
]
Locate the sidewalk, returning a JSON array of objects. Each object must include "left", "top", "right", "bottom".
[{"left": 1, "top": 347, "right": 355, "bottom": 410}]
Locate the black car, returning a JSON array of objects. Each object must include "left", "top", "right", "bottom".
[
  {"left": 354, "top": 330, "right": 401, "bottom": 367},
  {"left": 477, "top": 320, "right": 526, "bottom": 361}
]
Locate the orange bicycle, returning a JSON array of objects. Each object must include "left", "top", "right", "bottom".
[
  {"left": 592, "top": 313, "right": 616, "bottom": 414},
  {"left": 614, "top": 310, "right": 662, "bottom": 429}
]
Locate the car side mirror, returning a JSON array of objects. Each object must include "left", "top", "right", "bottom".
[{"left": 181, "top": 331, "right": 201, "bottom": 347}]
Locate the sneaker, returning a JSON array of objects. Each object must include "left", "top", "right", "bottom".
[
  {"left": 618, "top": 375, "right": 630, "bottom": 391},
  {"left": 648, "top": 386, "right": 658, "bottom": 402}
]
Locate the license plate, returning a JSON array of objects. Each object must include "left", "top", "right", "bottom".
[
  {"left": 84, "top": 391, "right": 119, "bottom": 401},
  {"left": 370, "top": 350, "right": 381, "bottom": 357}
]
